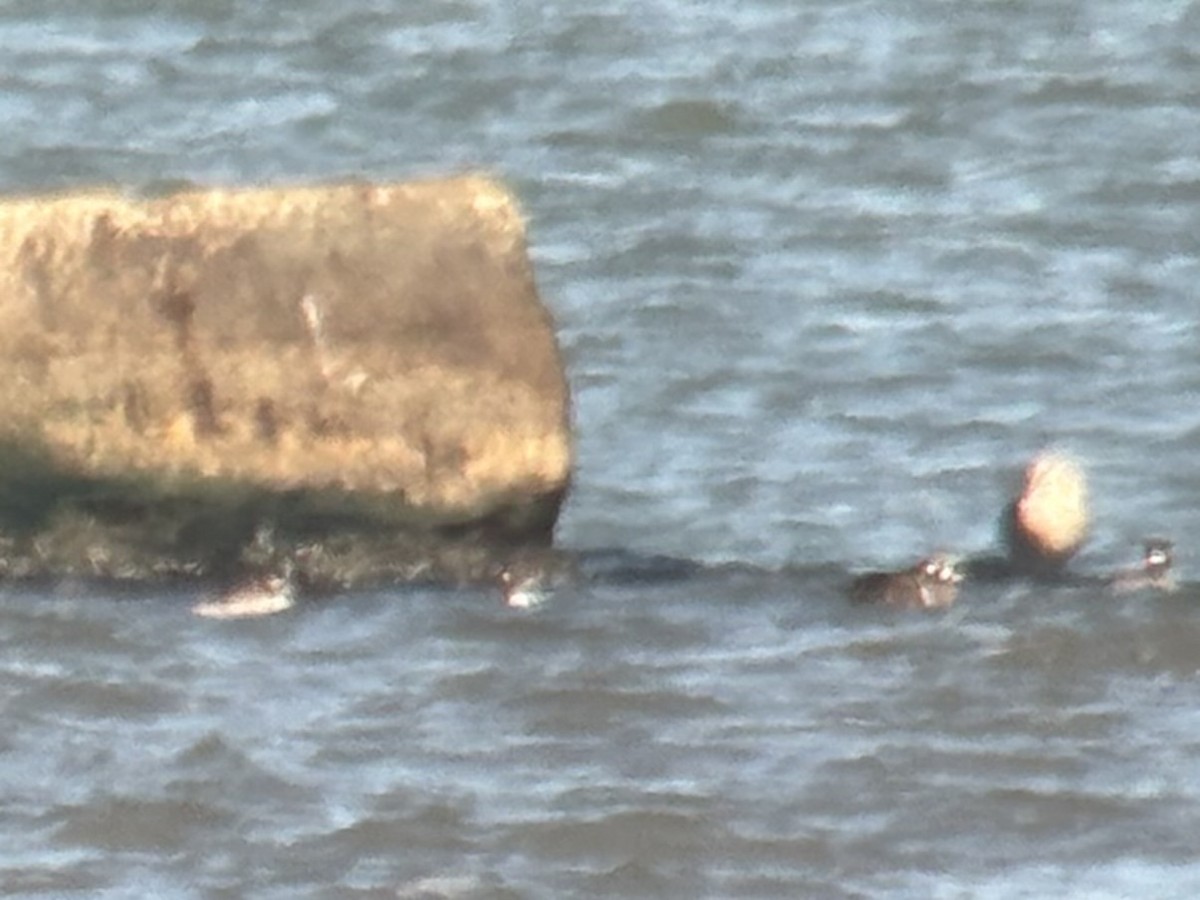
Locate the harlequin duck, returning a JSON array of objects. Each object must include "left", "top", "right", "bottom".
[
  {"left": 1109, "top": 539, "right": 1176, "bottom": 594},
  {"left": 850, "top": 553, "right": 964, "bottom": 610},
  {"left": 498, "top": 561, "right": 550, "bottom": 609},
  {"left": 192, "top": 562, "right": 296, "bottom": 619}
]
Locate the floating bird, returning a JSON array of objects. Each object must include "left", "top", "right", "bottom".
[
  {"left": 498, "top": 562, "right": 550, "bottom": 610},
  {"left": 192, "top": 563, "right": 296, "bottom": 619},
  {"left": 850, "top": 553, "right": 964, "bottom": 610},
  {"left": 1109, "top": 539, "right": 1176, "bottom": 594}
]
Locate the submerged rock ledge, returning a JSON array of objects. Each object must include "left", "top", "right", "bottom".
[{"left": 0, "top": 174, "right": 571, "bottom": 585}]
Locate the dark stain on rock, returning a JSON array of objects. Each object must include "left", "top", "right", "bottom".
[
  {"left": 18, "top": 234, "right": 57, "bottom": 331},
  {"left": 87, "top": 213, "right": 120, "bottom": 276},
  {"left": 421, "top": 431, "right": 467, "bottom": 487},
  {"left": 306, "top": 407, "right": 349, "bottom": 438},
  {"left": 154, "top": 285, "right": 195, "bottom": 353},
  {"left": 254, "top": 398, "right": 279, "bottom": 444},
  {"left": 122, "top": 380, "right": 150, "bottom": 434},
  {"left": 187, "top": 376, "right": 222, "bottom": 437}
]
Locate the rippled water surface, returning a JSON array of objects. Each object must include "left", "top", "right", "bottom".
[{"left": 3, "top": 1, "right": 1200, "bottom": 896}]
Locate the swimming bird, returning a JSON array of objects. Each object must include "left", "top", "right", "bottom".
[
  {"left": 192, "top": 562, "right": 296, "bottom": 619},
  {"left": 1109, "top": 539, "right": 1176, "bottom": 594},
  {"left": 498, "top": 562, "right": 549, "bottom": 609},
  {"left": 850, "top": 553, "right": 964, "bottom": 610}
]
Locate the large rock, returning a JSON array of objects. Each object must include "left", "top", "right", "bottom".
[
  {"left": 1001, "top": 450, "right": 1089, "bottom": 578},
  {"left": 0, "top": 175, "right": 571, "bottom": 583}
]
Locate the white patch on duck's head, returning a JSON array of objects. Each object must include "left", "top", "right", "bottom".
[
  {"left": 918, "top": 554, "right": 963, "bottom": 584},
  {"left": 1144, "top": 540, "right": 1172, "bottom": 569}
]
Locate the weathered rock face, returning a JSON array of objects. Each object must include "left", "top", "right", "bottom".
[
  {"left": 1002, "top": 450, "right": 1089, "bottom": 578},
  {"left": 0, "top": 175, "right": 571, "bottom": 584}
]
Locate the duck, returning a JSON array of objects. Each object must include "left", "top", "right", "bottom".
[
  {"left": 850, "top": 553, "right": 964, "bottom": 610},
  {"left": 1001, "top": 450, "right": 1090, "bottom": 579},
  {"left": 498, "top": 562, "right": 549, "bottom": 610},
  {"left": 1109, "top": 539, "right": 1176, "bottom": 594},
  {"left": 192, "top": 562, "right": 296, "bottom": 619}
]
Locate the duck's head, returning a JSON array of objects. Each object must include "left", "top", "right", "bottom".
[
  {"left": 917, "top": 553, "right": 964, "bottom": 586},
  {"left": 1143, "top": 539, "right": 1173, "bottom": 574},
  {"left": 497, "top": 563, "right": 546, "bottom": 609}
]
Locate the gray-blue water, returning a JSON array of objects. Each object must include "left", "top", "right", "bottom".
[{"left": 3, "top": 2, "right": 1200, "bottom": 896}]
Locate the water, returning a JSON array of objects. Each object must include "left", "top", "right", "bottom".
[{"left": 3, "top": 1, "right": 1200, "bottom": 895}]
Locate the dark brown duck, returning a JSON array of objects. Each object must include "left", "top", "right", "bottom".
[
  {"left": 850, "top": 554, "right": 964, "bottom": 610},
  {"left": 1109, "top": 539, "right": 1176, "bottom": 594}
]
